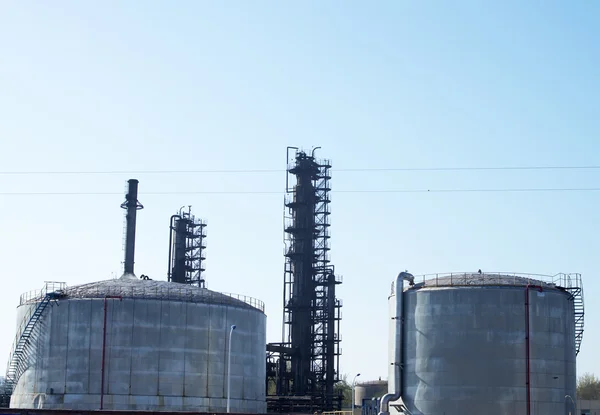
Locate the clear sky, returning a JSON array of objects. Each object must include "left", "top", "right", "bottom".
[{"left": 1, "top": 1, "right": 599, "bottom": 383}]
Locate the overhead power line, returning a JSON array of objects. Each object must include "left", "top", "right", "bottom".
[
  {"left": 1, "top": 165, "right": 600, "bottom": 175},
  {"left": 1, "top": 188, "right": 600, "bottom": 196},
  {"left": 340, "top": 166, "right": 600, "bottom": 172}
]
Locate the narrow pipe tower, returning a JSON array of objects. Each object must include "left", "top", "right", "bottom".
[{"left": 120, "top": 179, "right": 144, "bottom": 276}]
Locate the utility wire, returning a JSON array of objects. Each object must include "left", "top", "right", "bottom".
[
  {"left": 1, "top": 188, "right": 600, "bottom": 196},
  {"left": 340, "top": 166, "right": 600, "bottom": 172},
  {"left": 1, "top": 166, "right": 600, "bottom": 175}
]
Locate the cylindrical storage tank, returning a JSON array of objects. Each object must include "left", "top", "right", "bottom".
[
  {"left": 355, "top": 381, "right": 387, "bottom": 407},
  {"left": 396, "top": 273, "right": 579, "bottom": 415},
  {"left": 10, "top": 277, "right": 267, "bottom": 413}
]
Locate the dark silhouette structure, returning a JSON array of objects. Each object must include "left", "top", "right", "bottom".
[
  {"left": 167, "top": 206, "right": 207, "bottom": 287},
  {"left": 267, "top": 147, "right": 342, "bottom": 413}
]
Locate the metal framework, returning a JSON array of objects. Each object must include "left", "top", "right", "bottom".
[
  {"left": 267, "top": 147, "right": 342, "bottom": 413},
  {"left": 0, "top": 282, "right": 65, "bottom": 407},
  {"left": 167, "top": 206, "right": 207, "bottom": 288},
  {"left": 560, "top": 273, "right": 585, "bottom": 355}
]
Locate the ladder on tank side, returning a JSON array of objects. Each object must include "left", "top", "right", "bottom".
[
  {"left": 0, "top": 283, "right": 65, "bottom": 407},
  {"left": 563, "top": 274, "right": 584, "bottom": 356},
  {"left": 570, "top": 286, "right": 584, "bottom": 355}
]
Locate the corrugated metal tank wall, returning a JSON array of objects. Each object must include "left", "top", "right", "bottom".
[
  {"left": 393, "top": 274, "right": 577, "bottom": 415},
  {"left": 9, "top": 280, "right": 266, "bottom": 413},
  {"left": 354, "top": 381, "right": 387, "bottom": 407}
]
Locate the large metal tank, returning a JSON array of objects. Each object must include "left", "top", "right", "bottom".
[
  {"left": 355, "top": 380, "right": 387, "bottom": 407},
  {"left": 385, "top": 272, "right": 583, "bottom": 415},
  {"left": 8, "top": 277, "right": 267, "bottom": 412}
]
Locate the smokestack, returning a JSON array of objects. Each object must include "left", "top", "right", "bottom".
[{"left": 120, "top": 179, "right": 144, "bottom": 277}]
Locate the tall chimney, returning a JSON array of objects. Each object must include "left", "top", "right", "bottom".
[{"left": 120, "top": 179, "right": 144, "bottom": 276}]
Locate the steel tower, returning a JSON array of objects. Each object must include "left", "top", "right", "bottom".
[
  {"left": 267, "top": 147, "right": 342, "bottom": 413},
  {"left": 167, "top": 206, "right": 207, "bottom": 287}
]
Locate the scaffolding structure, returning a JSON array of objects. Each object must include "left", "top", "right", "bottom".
[
  {"left": 267, "top": 147, "right": 342, "bottom": 413},
  {"left": 167, "top": 207, "right": 207, "bottom": 288}
]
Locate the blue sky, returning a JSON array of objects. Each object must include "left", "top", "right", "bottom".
[{"left": 1, "top": 1, "right": 599, "bottom": 383}]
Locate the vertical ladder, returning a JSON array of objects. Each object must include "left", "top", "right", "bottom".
[{"left": 0, "top": 284, "right": 64, "bottom": 407}]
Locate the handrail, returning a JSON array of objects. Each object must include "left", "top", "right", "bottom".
[
  {"left": 408, "top": 272, "right": 582, "bottom": 289},
  {"left": 220, "top": 292, "right": 265, "bottom": 312},
  {"left": 4, "top": 309, "right": 35, "bottom": 377},
  {"left": 20, "top": 281, "right": 66, "bottom": 306},
  {"left": 19, "top": 284, "right": 265, "bottom": 313},
  {"left": 7, "top": 282, "right": 67, "bottom": 377},
  {"left": 3, "top": 281, "right": 65, "bottom": 402}
]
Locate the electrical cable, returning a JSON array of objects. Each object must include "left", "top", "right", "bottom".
[
  {"left": 1, "top": 188, "right": 600, "bottom": 196},
  {"left": 1, "top": 165, "right": 600, "bottom": 175}
]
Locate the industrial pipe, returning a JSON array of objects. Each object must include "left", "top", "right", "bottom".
[
  {"left": 120, "top": 179, "right": 143, "bottom": 277},
  {"left": 525, "top": 284, "right": 543, "bottom": 415},
  {"left": 226, "top": 324, "right": 237, "bottom": 413},
  {"left": 565, "top": 394, "right": 575, "bottom": 415},
  {"left": 285, "top": 146, "right": 299, "bottom": 193},
  {"left": 379, "top": 271, "right": 413, "bottom": 415},
  {"left": 167, "top": 214, "right": 180, "bottom": 282},
  {"left": 100, "top": 296, "right": 122, "bottom": 410}
]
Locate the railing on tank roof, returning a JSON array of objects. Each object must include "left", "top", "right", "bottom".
[
  {"left": 220, "top": 292, "right": 265, "bottom": 312},
  {"left": 408, "top": 272, "right": 582, "bottom": 289},
  {"left": 32, "top": 283, "right": 266, "bottom": 312},
  {"left": 356, "top": 379, "right": 388, "bottom": 385},
  {"left": 19, "top": 281, "right": 67, "bottom": 306},
  {"left": 19, "top": 282, "right": 265, "bottom": 312}
]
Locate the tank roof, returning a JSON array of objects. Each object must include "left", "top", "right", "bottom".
[
  {"left": 20, "top": 278, "right": 265, "bottom": 313},
  {"left": 406, "top": 272, "right": 580, "bottom": 291},
  {"left": 356, "top": 380, "right": 388, "bottom": 386}
]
